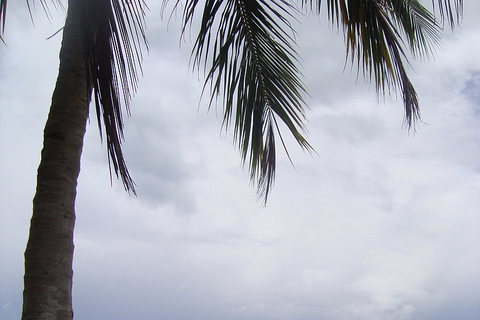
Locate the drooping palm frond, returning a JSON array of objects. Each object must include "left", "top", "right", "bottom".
[
  {"left": 434, "top": 0, "right": 463, "bottom": 28},
  {"left": 0, "top": 0, "right": 5, "bottom": 43},
  {"left": 176, "top": 0, "right": 312, "bottom": 202},
  {"left": 306, "top": 0, "right": 444, "bottom": 128},
  {"left": 389, "top": 0, "right": 442, "bottom": 60},
  {"left": 0, "top": 0, "right": 6, "bottom": 33},
  {"left": 83, "top": 0, "right": 148, "bottom": 194}
]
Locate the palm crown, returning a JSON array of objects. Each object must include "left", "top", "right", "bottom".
[{"left": 0, "top": 0, "right": 463, "bottom": 202}]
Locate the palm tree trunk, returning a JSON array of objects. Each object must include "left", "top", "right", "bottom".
[{"left": 22, "top": 0, "right": 90, "bottom": 318}]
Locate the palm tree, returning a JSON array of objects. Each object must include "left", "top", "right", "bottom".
[{"left": 0, "top": 0, "right": 463, "bottom": 318}]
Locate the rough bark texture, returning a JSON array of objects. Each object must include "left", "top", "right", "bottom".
[{"left": 22, "top": 0, "right": 90, "bottom": 319}]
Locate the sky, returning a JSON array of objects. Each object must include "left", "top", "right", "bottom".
[{"left": 1, "top": 1, "right": 479, "bottom": 320}]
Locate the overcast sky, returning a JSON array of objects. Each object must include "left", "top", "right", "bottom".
[{"left": 1, "top": 1, "right": 479, "bottom": 320}]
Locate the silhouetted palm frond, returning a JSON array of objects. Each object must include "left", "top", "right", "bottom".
[
  {"left": 390, "top": 0, "right": 442, "bottom": 59},
  {"left": 83, "top": 0, "right": 148, "bottom": 194},
  {"left": 304, "top": 0, "right": 445, "bottom": 128},
  {"left": 0, "top": 0, "right": 6, "bottom": 34},
  {"left": 0, "top": 0, "right": 5, "bottom": 43},
  {"left": 178, "top": 0, "right": 313, "bottom": 202},
  {"left": 435, "top": 0, "right": 463, "bottom": 28}
]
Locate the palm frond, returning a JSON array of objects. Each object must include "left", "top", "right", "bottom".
[
  {"left": 178, "top": 0, "right": 312, "bottom": 202},
  {"left": 84, "top": 0, "right": 148, "bottom": 194},
  {"left": 306, "top": 0, "right": 444, "bottom": 129},
  {"left": 434, "top": 0, "right": 463, "bottom": 28},
  {"left": 389, "top": 0, "right": 442, "bottom": 60},
  {"left": 1, "top": 0, "right": 6, "bottom": 35}
]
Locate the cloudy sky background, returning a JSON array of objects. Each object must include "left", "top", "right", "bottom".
[{"left": 1, "top": 1, "right": 479, "bottom": 319}]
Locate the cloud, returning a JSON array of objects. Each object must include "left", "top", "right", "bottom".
[{"left": 1, "top": 2, "right": 480, "bottom": 320}]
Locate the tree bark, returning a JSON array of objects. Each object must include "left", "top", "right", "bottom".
[{"left": 22, "top": 0, "right": 90, "bottom": 318}]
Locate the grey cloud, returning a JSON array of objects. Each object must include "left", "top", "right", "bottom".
[
  {"left": 2, "top": 2, "right": 480, "bottom": 320},
  {"left": 462, "top": 71, "right": 480, "bottom": 108},
  {"left": 124, "top": 114, "right": 197, "bottom": 213}
]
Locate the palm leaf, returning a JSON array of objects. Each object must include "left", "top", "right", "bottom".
[
  {"left": 389, "top": 0, "right": 442, "bottom": 60},
  {"left": 306, "top": 0, "right": 463, "bottom": 128},
  {"left": 83, "top": 0, "right": 148, "bottom": 194},
  {"left": 305, "top": 0, "right": 445, "bottom": 128},
  {"left": 177, "top": 0, "right": 313, "bottom": 202},
  {"left": 0, "top": 0, "right": 6, "bottom": 34},
  {"left": 434, "top": 0, "right": 463, "bottom": 28},
  {"left": 0, "top": 0, "right": 5, "bottom": 43}
]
